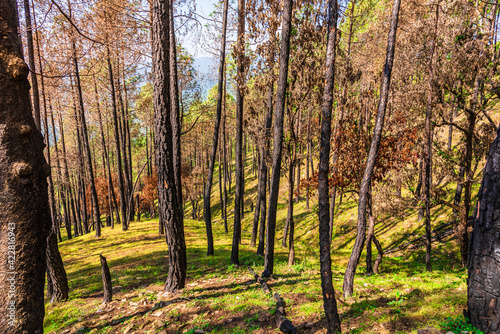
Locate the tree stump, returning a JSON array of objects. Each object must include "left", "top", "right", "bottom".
[{"left": 100, "top": 255, "right": 112, "bottom": 303}]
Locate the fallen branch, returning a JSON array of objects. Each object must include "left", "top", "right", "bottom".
[
  {"left": 248, "top": 266, "right": 270, "bottom": 295},
  {"left": 247, "top": 266, "right": 297, "bottom": 334},
  {"left": 273, "top": 292, "right": 298, "bottom": 334}
]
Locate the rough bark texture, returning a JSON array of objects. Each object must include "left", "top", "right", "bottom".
[
  {"left": 23, "top": 0, "right": 40, "bottom": 131},
  {"left": 0, "top": 1, "right": 50, "bottom": 331},
  {"left": 152, "top": 0, "right": 187, "bottom": 292},
  {"left": 46, "top": 229, "right": 69, "bottom": 303},
  {"left": 343, "top": 0, "right": 401, "bottom": 298},
  {"left": 263, "top": 0, "right": 293, "bottom": 277},
  {"left": 317, "top": 0, "right": 342, "bottom": 332},
  {"left": 204, "top": 0, "right": 229, "bottom": 256},
  {"left": 467, "top": 127, "right": 500, "bottom": 333},
  {"left": 100, "top": 254, "right": 112, "bottom": 303},
  {"left": 231, "top": 0, "right": 245, "bottom": 265}
]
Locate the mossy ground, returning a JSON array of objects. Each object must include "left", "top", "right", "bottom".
[{"left": 44, "top": 161, "right": 469, "bottom": 333}]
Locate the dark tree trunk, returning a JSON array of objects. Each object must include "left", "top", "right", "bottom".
[
  {"left": 58, "top": 111, "right": 73, "bottom": 240},
  {"left": 94, "top": 77, "right": 120, "bottom": 226},
  {"left": 251, "top": 147, "right": 261, "bottom": 247},
  {"left": 71, "top": 41, "right": 101, "bottom": 237},
  {"left": 317, "top": 0, "right": 342, "bottom": 332},
  {"left": 152, "top": 0, "right": 187, "bottom": 292},
  {"left": 169, "top": 0, "right": 183, "bottom": 217},
  {"left": 287, "top": 152, "right": 295, "bottom": 266},
  {"left": 262, "top": 0, "right": 293, "bottom": 277},
  {"left": 421, "top": 3, "right": 439, "bottom": 272},
  {"left": 46, "top": 230, "right": 69, "bottom": 303},
  {"left": 231, "top": 0, "right": 246, "bottom": 265},
  {"left": 467, "top": 127, "right": 500, "bottom": 334},
  {"left": 23, "top": 0, "right": 41, "bottom": 131},
  {"left": 343, "top": 0, "right": 400, "bottom": 298},
  {"left": 100, "top": 255, "right": 112, "bottom": 303},
  {"left": 257, "top": 74, "right": 275, "bottom": 255},
  {"left": 106, "top": 47, "right": 127, "bottom": 231},
  {"left": 204, "top": 0, "right": 229, "bottom": 256},
  {"left": 38, "top": 44, "right": 69, "bottom": 302},
  {"left": 0, "top": 2, "right": 50, "bottom": 331}
]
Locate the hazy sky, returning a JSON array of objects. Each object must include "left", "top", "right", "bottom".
[{"left": 180, "top": 0, "right": 219, "bottom": 59}]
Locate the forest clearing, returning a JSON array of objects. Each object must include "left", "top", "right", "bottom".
[
  {"left": 44, "top": 171, "right": 469, "bottom": 333},
  {"left": 1, "top": 0, "right": 500, "bottom": 332}
]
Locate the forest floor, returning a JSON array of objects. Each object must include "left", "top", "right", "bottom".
[{"left": 43, "top": 179, "right": 470, "bottom": 333}]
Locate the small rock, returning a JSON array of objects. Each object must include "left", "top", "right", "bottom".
[
  {"left": 446, "top": 332, "right": 455, "bottom": 334},
  {"left": 194, "top": 330, "right": 205, "bottom": 334},
  {"left": 305, "top": 322, "right": 314, "bottom": 328}
]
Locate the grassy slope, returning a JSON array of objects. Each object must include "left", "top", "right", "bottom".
[{"left": 44, "top": 159, "right": 469, "bottom": 334}]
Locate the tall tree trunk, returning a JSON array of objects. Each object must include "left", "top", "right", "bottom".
[
  {"left": 317, "top": 0, "right": 342, "bottom": 332},
  {"left": 231, "top": 0, "right": 246, "bottom": 265},
  {"left": 94, "top": 77, "right": 120, "bottom": 226},
  {"left": 152, "top": 0, "right": 187, "bottom": 292},
  {"left": 58, "top": 110, "right": 74, "bottom": 240},
  {"left": 467, "top": 127, "right": 500, "bottom": 334},
  {"left": 421, "top": 2, "right": 439, "bottom": 272},
  {"left": 71, "top": 41, "right": 101, "bottom": 237},
  {"left": 262, "top": 0, "right": 293, "bottom": 277},
  {"left": 287, "top": 149, "right": 295, "bottom": 266},
  {"left": 257, "top": 68, "right": 275, "bottom": 255},
  {"left": 23, "top": 0, "right": 41, "bottom": 131},
  {"left": 0, "top": 2, "right": 50, "bottom": 330},
  {"left": 168, "top": 0, "right": 183, "bottom": 217},
  {"left": 343, "top": 0, "right": 401, "bottom": 298},
  {"left": 106, "top": 47, "right": 127, "bottom": 230},
  {"left": 37, "top": 38, "right": 69, "bottom": 301},
  {"left": 204, "top": 0, "right": 229, "bottom": 256}
]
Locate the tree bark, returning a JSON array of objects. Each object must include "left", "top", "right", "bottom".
[
  {"left": 343, "top": 0, "right": 400, "bottom": 298},
  {"left": 71, "top": 41, "right": 101, "bottom": 237},
  {"left": 0, "top": 1, "right": 50, "bottom": 330},
  {"left": 231, "top": 0, "right": 246, "bottom": 265},
  {"left": 152, "top": 0, "right": 187, "bottom": 292},
  {"left": 262, "top": 0, "right": 293, "bottom": 277},
  {"left": 204, "top": 0, "right": 229, "bottom": 256},
  {"left": 100, "top": 255, "right": 112, "bottom": 303},
  {"left": 23, "top": 0, "right": 41, "bottom": 131},
  {"left": 317, "top": 0, "right": 342, "bottom": 332},
  {"left": 467, "top": 127, "right": 500, "bottom": 334}
]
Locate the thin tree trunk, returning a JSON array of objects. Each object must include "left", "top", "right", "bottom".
[
  {"left": 317, "top": 0, "right": 342, "bottom": 331},
  {"left": 262, "top": 0, "right": 293, "bottom": 277},
  {"left": 169, "top": 0, "right": 183, "bottom": 217},
  {"left": 231, "top": 0, "right": 246, "bottom": 265},
  {"left": 106, "top": 47, "right": 127, "bottom": 230},
  {"left": 343, "top": 0, "right": 401, "bottom": 298},
  {"left": 204, "top": 0, "right": 229, "bottom": 256},
  {"left": 421, "top": 3, "right": 439, "bottom": 272},
  {"left": 71, "top": 41, "right": 101, "bottom": 237}
]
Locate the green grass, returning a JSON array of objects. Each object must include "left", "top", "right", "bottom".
[{"left": 44, "top": 158, "right": 471, "bottom": 333}]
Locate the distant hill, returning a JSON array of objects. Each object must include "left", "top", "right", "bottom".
[{"left": 193, "top": 57, "right": 218, "bottom": 100}]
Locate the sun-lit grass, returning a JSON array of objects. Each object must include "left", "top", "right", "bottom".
[{"left": 44, "top": 158, "right": 470, "bottom": 333}]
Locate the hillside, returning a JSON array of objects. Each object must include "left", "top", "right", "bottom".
[{"left": 44, "top": 161, "right": 469, "bottom": 334}]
